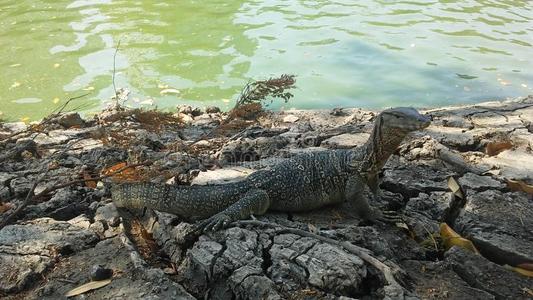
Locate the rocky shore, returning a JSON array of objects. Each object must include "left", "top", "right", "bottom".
[{"left": 1, "top": 96, "right": 532, "bottom": 299}]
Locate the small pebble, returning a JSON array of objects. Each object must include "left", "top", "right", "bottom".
[{"left": 90, "top": 264, "right": 113, "bottom": 281}]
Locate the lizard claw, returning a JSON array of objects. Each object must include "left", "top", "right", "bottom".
[
  {"left": 195, "top": 213, "right": 232, "bottom": 233},
  {"left": 376, "top": 210, "right": 404, "bottom": 224}
]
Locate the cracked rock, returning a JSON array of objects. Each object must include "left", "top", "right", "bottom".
[
  {"left": 0, "top": 218, "right": 98, "bottom": 293},
  {"left": 456, "top": 190, "right": 533, "bottom": 268}
]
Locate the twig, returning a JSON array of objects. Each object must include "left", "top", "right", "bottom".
[
  {"left": 0, "top": 172, "right": 49, "bottom": 230},
  {"left": 35, "top": 161, "right": 152, "bottom": 199},
  {"left": 234, "top": 219, "right": 410, "bottom": 298},
  {"left": 112, "top": 38, "right": 122, "bottom": 99},
  {"left": 0, "top": 93, "right": 91, "bottom": 144},
  {"left": 0, "top": 161, "right": 151, "bottom": 230}
]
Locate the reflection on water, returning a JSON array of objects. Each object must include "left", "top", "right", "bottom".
[{"left": 0, "top": 0, "right": 532, "bottom": 120}]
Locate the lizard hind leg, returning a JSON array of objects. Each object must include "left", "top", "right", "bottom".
[{"left": 196, "top": 189, "right": 271, "bottom": 232}]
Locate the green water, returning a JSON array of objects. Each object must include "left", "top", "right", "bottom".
[{"left": 1, "top": 0, "right": 532, "bottom": 121}]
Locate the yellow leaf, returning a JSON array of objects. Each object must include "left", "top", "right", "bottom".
[
  {"left": 506, "top": 179, "right": 533, "bottom": 195},
  {"left": 9, "top": 63, "right": 21, "bottom": 67},
  {"left": 503, "top": 265, "right": 533, "bottom": 278},
  {"left": 65, "top": 279, "right": 111, "bottom": 297},
  {"left": 53, "top": 97, "right": 60, "bottom": 104},
  {"left": 159, "top": 88, "right": 180, "bottom": 95},
  {"left": 83, "top": 86, "right": 95, "bottom": 91},
  {"left": 517, "top": 262, "right": 533, "bottom": 271},
  {"left": 53, "top": 63, "right": 60, "bottom": 68},
  {"left": 447, "top": 177, "right": 464, "bottom": 199},
  {"left": 20, "top": 117, "right": 30, "bottom": 124},
  {"left": 222, "top": 98, "right": 230, "bottom": 103},
  {"left": 439, "top": 223, "right": 479, "bottom": 254},
  {"left": 157, "top": 83, "right": 169, "bottom": 89},
  {"left": 10, "top": 81, "right": 21, "bottom": 89}
]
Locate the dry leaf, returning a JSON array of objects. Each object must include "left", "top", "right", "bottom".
[
  {"left": 0, "top": 203, "right": 14, "bottom": 213},
  {"left": 159, "top": 88, "right": 180, "bottom": 95},
  {"left": 20, "top": 117, "right": 30, "bottom": 124},
  {"left": 439, "top": 223, "right": 479, "bottom": 254},
  {"left": 506, "top": 179, "right": 533, "bottom": 195},
  {"left": 517, "top": 262, "right": 533, "bottom": 271},
  {"left": 485, "top": 141, "right": 512, "bottom": 156},
  {"left": 102, "top": 162, "right": 140, "bottom": 181},
  {"left": 523, "top": 287, "right": 533, "bottom": 296},
  {"left": 83, "top": 171, "right": 97, "bottom": 188},
  {"left": 447, "top": 177, "right": 464, "bottom": 199},
  {"left": 503, "top": 265, "right": 533, "bottom": 278},
  {"left": 53, "top": 97, "right": 60, "bottom": 104},
  {"left": 307, "top": 223, "right": 318, "bottom": 234},
  {"left": 65, "top": 279, "right": 111, "bottom": 297}
]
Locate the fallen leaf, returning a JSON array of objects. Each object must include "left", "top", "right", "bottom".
[
  {"left": 10, "top": 63, "right": 21, "bottom": 67},
  {"left": 20, "top": 117, "right": 30, "bottom": 124},
  {"left": 485, "top": 141, "right": 512, "bottom": 156},
  {"left": 139, "top": 99, "right": 154, "bottom": 105},
  {"left": 503, "top": 265, "right": 533, "bottom": 278},
  {"left": 83, "top": 86, "right": 95, "bottom": 91},
  {"left": 307, "top": 223, "right": 318, "bottom": 234},
  {"left": 523, "top": 287, "right": 533, "bottom": 296},
  {"left": 10, "top": 81, "right": 21, "bottom": 89},
  {"left": 439, "top": 223, "right": 479, "bottom": 254},
  {"left": 222, "top": 98, "right": 230, "bottom": 103},
  {"left": 159, "top": 88, "right": 180, "bottom": 95},
  {"left": 517, "top": 262, "right": 533, "bottom": 271},
  {"left": 506, "top": 179, "right": 533, "bottom": 195},
  {"left": 157, "top": 83, "right": 169, "bottom": 89},
  {"left": 53, "top": 63, "right": 60, "bottom": 68},
  {"left": 102, "top": 162, "right": 140, "bottom": 181},
  {"left": 0, "top": 203, "right": 14, "bottom": 213},
  {"left": 53, "top": 97, "right": 60, "bottom": 104},
  {"left": 65, "top": 279, "right": 111, "bottom": 297},
  {"left": 447, "top": 177, "right": 464, "bottom": 199},
  {"left": 83, "top": 171, "right": 97, "bottom": 188}
]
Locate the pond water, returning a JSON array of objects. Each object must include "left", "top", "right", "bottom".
[{"left": 1, "top": 0, "right": 532, "bottom": 121}]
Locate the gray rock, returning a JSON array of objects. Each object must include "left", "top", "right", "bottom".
[
  {"left": 24, "top": 187, "right": 93, "bottom": 221},
  {"left": 37, "top": 237, "right": 195, "bottom": 300},
  {"left": 57, "top": 112, "right": 84, "bottom": 128},
  {"left": 445, "top": 246, "right": 533, "bottom": 299},
  {"left": 94, "top": 202, "right": 120, "bottom": 226},
  {"left": 456, "top": 190, "right": 533, "bottom": 267},
  {"left": 283, "top": 114, "right": 299, "bottom": 123},
  {"left": 205, "top": 106, "right": 221, "bottom": 114},
  {"left": 382, "top": 162, "right": 452, "bottom": 198},
  {"left": 458, "top": 172, "right": 504, "bottom": 191},
  {"left": 0, "top": 218, "right": 98, "bottom": 293},
  {"left": 403, "top": 260, "right": 495, "bottom": 299}
]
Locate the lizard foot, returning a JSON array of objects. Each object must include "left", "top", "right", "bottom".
[
  {"left": 376, "top": 210, "right": 404, "bottom": 224},
  {"left": 195, "top": 213, "right": 232, "bottom": 233}
]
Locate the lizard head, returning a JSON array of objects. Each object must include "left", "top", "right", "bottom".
[{"left": 379, "top": 107, "right": 431, "bottom": 133}]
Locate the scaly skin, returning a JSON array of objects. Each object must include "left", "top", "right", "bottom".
[{"left": 112, "top": 107, "right": 431, "bottom": 231}]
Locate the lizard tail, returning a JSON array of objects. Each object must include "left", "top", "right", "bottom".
[{"left": 111, "top": 181, "right": 251, "bottom": 219}]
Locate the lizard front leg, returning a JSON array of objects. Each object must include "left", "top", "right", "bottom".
[
  {"left": 196, "top": 189, "right": 271, "bottom": 232},
  {"left": 345, "top": 175, "right": 401, "bottom": 223}
]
